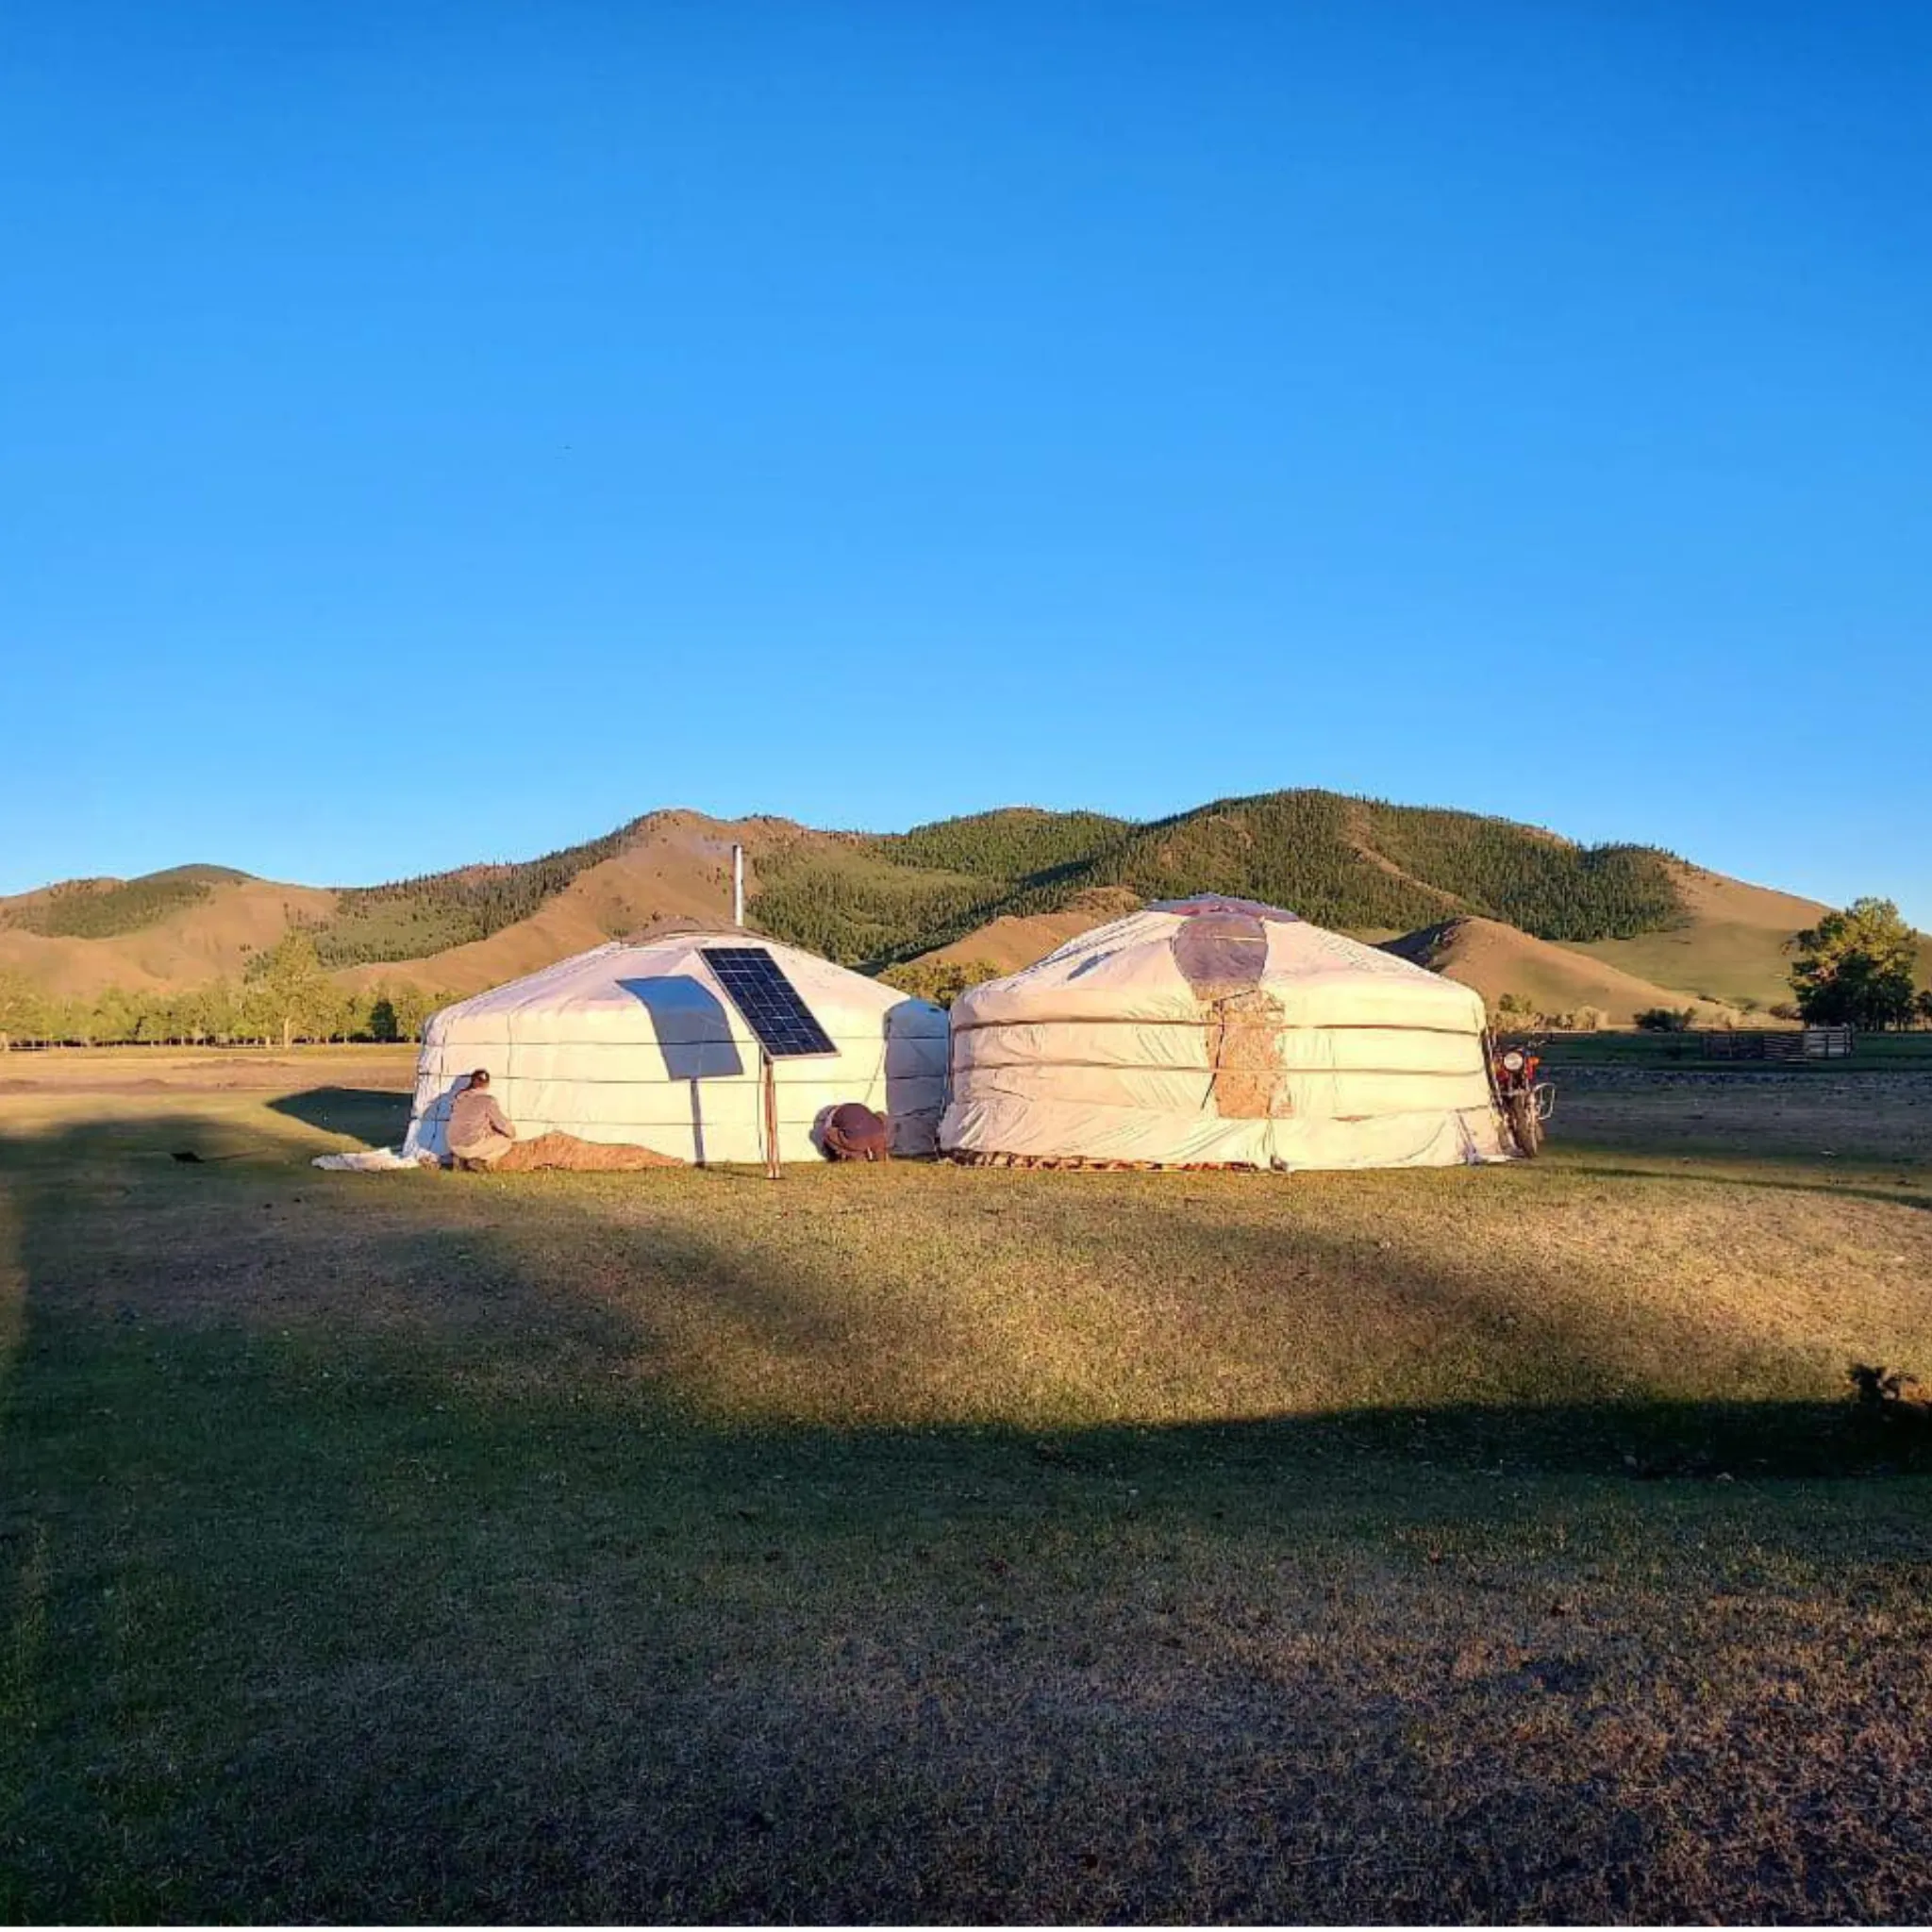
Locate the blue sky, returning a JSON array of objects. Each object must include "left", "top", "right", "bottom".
[{"left": 5, "top": 1, "right": 1928, "bottom": 924}]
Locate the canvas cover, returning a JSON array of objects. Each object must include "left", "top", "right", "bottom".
[
  {"left": 403, "top": 932, "right": 948, "bottom": 1166},
  {"left": 940, "top": 897, "right": 1509, "bottom": 1170}
]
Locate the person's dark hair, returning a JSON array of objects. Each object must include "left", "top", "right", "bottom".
[{"left": 470, "top": 1068, "right": 491, "bottom": 1087}]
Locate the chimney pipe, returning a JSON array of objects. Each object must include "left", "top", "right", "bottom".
[{"left": 731, "top": 844, "right": 745, "bottom": 926}]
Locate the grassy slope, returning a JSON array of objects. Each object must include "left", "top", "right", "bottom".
[
  {"left": 3, "top": 1059, "right": 1931, "bottom": 1920},
  {"left": 333, "top": 810, "right": 766, "bottom": 998},
  {"left": 1570, "top": 863, "right": 1828, "bottom": 1009},
  {"left": 1383, "top": 916, "right": 1747, "bottom": 1026},
  {"left": 0, "top": 877, "right": 339, "bottom": 997},
  {"left": 912, "top": 887, "right": 1143, "bottom": 972}
]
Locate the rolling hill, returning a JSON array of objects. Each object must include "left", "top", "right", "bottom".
[
  {"left": 1, "top": 791, "right": 1917, "bottom": 1030},
  {"left": 1377, "top": 916, "right": 1746, "bottom": 1029},
  {"left": 0, "top": 872, "right": 338, "bottom": 999},
  {"left": 1571, "top": 863, "right": 1877, "bottom": 1011}
]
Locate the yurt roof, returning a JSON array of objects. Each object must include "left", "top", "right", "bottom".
[
  {"left": 953, "top": 895, "right": 1484, "bottom": 1029},
  {"left": 428, "top": 931, "right": 946, "bottom": 1036}
]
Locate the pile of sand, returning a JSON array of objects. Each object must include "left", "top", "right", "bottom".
[
  {"left": 491, "top": 1132, "right": 684, "bottom": 1173},
  {"left": 945, "top": 1150, "right": 1260, "bottom": 1173}
]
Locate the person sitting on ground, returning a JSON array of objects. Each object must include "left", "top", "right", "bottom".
[
  {"left": 447, "top": 1068, "right": 516, "bottom": 1170},
  {"left": 821, "top": 1102, "right": 891, "bottom": 1162}
]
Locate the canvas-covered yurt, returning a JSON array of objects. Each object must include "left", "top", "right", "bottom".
[
  {"left": 402, "top": 931, "right": 949, "bottom": 1166},
  {"left": 940, "top": 896, "right": 1510, "bottom": 1170}
]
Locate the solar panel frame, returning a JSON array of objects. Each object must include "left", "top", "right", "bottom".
[{"left": 700, "top": 946, "right": 840, "bottom": 1059}]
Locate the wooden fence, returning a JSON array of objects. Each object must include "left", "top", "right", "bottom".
[{"left": 1700, "top": 1026, "right": 1855, "bottom": 1061}]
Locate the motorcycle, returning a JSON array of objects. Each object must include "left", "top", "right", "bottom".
[{"left": 1490, "top": 1036, "right": 1556, "bottom": 1158}]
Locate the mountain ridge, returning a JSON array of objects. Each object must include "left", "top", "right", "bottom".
[{"left": 0, "top": 790, "right": 1912, "bottom": 1028}]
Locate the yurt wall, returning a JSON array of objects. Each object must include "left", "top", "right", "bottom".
[
  {"left": 940, "top": 897, "right": 1507, "bottom": 1171},
  {"left": 403, "top": 934, "right": 948, "bottom": 1166}
]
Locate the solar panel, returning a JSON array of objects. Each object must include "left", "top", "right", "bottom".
[{"left": 701, "top": 946, "right": 838, "bottom": 1059}]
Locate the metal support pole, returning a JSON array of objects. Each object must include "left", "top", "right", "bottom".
[{"left": 732, "top": 844, "right": 745, "bottom": 926}]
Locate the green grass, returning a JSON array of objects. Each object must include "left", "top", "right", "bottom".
[{"left": 3, "top": 1067, "right": 1931, "bottom": 1920}]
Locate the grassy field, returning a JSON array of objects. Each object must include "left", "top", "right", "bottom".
[{"left": 4, "top": 1051, "right": 1932, "bottom": 1921}]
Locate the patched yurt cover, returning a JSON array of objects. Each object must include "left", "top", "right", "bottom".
[
  {"left": 940, "top": 896, "right": 1508, "bottom": 1170},
  {"left": 403, "top": 932, "right": 948, "bottom": 1166}
]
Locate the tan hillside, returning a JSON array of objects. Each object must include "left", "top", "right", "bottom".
[
  {"left": 336, "top": 810, "right": 810, "bottom": 998},
  {"left": 1567, "top": 863, "right": 1825, "bottom": 1010},
  {"left": 1574, "top": 860, "right": 1932, "bottom": 1009},
  {"left": 913, "top": 888, "right": 1143, "bottom": 974},
  {"left": 0, "top": 877, "right": 336, "bottom": 998},
  {"left": 1382, "top": 917, "right": 1744, "bottom": 1028}
]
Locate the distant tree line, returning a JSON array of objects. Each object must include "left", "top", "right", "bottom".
[{"left": 0, "top": 939, "right": 449, "bottom": 1050}]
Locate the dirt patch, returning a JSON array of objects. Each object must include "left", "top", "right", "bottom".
[
  {"left": 0, "top": 1047, "right": 420, "bottom": 1096},
  {"left": 1553, "top": 1066, "right": 1932, "bottom": 1164}
]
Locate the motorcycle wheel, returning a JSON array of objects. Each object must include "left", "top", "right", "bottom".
[{"left": 1506, "top": 1091, "right": 1543, "bottom": 1158}]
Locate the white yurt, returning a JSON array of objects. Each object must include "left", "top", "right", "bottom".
[
  {"left": 940, "top": 895, "right": 1509, "bottom": 1170},
  {"left": 402, "top": 931, "right": 949, "bottom": 1166}
]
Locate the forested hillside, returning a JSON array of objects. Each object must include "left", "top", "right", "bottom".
[
  {"left": 747, "top": 791, "right": 1687, "bottom": 967},
  {"left": 879, "top": 808, "right": 1131, "bottom": 881},
  {"left": 0, "top": 866, "right": 248, "bottom": 940},
  {"left": 296, "top": 819, "right": 658, "bottom": 966},
  {"left": 747, "top": 809, "right": 1134, "bottom": 966}
]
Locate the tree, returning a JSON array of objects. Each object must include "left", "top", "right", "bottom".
[
  {"left": 1788, "top": 897, "right": 1922, "bottom": 1031},
  {"left": 878, "top": 958, "right": 1002, "bottom": 1008},
  {"left": 0, "top": 972, "right": 48, "bottom": 1049},
  {"left": 92, "top": 985, "right": 139, "bottom": 1043},
  {"left": 1634, "top": 1006, "right": 1694, "bottom": 1032},
  {"left": 245, "top": 934, "right": 339, "bottom": 1046},
  {"left": 1491, "top": 991, "right": 1537, "bottom": 1029}
]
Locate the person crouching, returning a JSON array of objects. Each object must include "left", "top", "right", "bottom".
[
  {"left": 821, "top": 1102, "right": 891, "bottom": 1162},
  {"left": 447, "top": 1069, "right": 516, "bottom": 1171}
]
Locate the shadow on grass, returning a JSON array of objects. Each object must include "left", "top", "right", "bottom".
[
  {"left": 1562, "top": 1158, "right": 1930, "bottom": 1215},
  {"left": 6, "top": 1109, "right": 1932, "bottom": 1923},
  {"left": 266, "top": 1084, "right": 414, "bottom": 1147}
]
